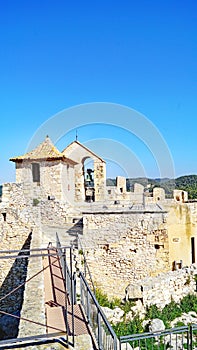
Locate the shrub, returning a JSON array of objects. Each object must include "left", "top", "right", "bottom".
[
  {"left": 95, "top": 288, "right": 135, "bottom": 312},
  {"left": 113, "top": 314, "right": 143, "bottom": 337},
  {"left": 96, "top": 290, "right": 197, "bottom": 338},
  {"left": 95, "top": 288, "right": 122, "bottom": 309},
  {"left": 121, "top": 300, "right": 135, "bottom": 314},
  {"left": 180, "top": 294, "right": 197, "bottom": 313},
  {"left": 161, "top": 300, "right": 182, "bottom": 326},
  {"left": 145, "top": 304, "right": 162, "bottom": 320},
  {"left": 33, "top": 198, "right": 39, "bottom": 206},
  {"left": 146, "top": 300, "right": 182, "bottom": 328}
]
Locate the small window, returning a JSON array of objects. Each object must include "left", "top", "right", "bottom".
[
  {"left": 67, "top": 164, "right": 70, "bottom": 179},
  {"left": 32, "top": 163, "right": 40, "bottom": 182}
]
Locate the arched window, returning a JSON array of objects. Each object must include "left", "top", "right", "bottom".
[{"left": 84, "top": 158, "right": 94, "bottom": 187}]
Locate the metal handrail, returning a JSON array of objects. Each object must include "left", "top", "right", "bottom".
[
  {"left": 80, "top": 271, "right": 118, "bottom": 350},
  {"left": 119, "top": 325, "right": 192, "bottom": 350},
  {"left": 56, "top": 233, "right": 75, "bottom": 346},
  {"left": 77, "top": 234, "right": 96, "bottom": 294},
  {"left": 0, "top": 332, "right": 67, "bottom": 349}
]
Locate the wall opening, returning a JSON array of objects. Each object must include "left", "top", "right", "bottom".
[
  {"left": 83, "top": 158, "right": 95, "bottom": 202},
  {"left": 2, "top": 213, "right": 6, "bottom": 222},
  {"left": 191, "top": 237, "right": 195, "bottom": 264},
  {"left": 32, "top": 163, "right": 40, "bottom": 182}
]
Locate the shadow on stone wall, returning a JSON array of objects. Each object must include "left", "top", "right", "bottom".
[
  {"left": 0, "top": 232, "right": 32, "bottom": 339},
  {"left": 67, "top": 219, "right": 83, "bottom": 247}
]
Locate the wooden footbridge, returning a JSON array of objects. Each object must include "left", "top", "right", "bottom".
[{"left": 0, "top": 234, "right": 118, "bottom": 349}]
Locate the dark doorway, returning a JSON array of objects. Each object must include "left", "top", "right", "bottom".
[{"left": 191, "top": 237, "right": 195, "bottom": 264}]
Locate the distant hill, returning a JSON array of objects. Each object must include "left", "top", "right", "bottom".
[
  {"left": 175, "top": 175, "right": 197, "bottom": 199},
  {"left": 106, "top": 175, "right": 197, "bottom": 199}
]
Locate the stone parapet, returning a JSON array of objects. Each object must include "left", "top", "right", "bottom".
[{"left": 18, "top": 226, "right": 45, "bottom": 337}]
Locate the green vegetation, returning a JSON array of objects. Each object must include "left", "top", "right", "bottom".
[
  {"left": 107, "top": 175, "right": 197, "bottom": 199},
  {"left": 32, "top": 198, "right": 39, "bottom": 206},
  {"left": 175, "top": 175, "right": 197, "bottom": 199},
  {"left": 95, "top": 289, "right": 197, "bottom": 338},
  {"left": 180, "top": 294, "right": 197, "bottom": 313},
  {"left": 145, "top": 300, "right": 182, "bottom": 328},
  {"left": 113, "top": 314, "right": 143, "bottom": 336},
  {"left": 95, "top": 288, "right": 134, "bottom": 312},
  {"left": 115, "top": 294, "right": 197, "bottom": 336},
  {"left": 95, "top": 288, "right": 122, "bottom": 309},
  {"left": 78, "top": 249, "right": 83, "bottom": 255}
]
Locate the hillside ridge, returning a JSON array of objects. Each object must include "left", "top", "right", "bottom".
[{"left": 106, "top": 174, "right": 197, "bottom": 199}]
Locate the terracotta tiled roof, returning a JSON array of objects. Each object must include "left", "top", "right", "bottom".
[{"left": 10, "top": 136, "right": 77, "bottom": 164}]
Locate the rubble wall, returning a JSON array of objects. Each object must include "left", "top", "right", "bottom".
[{"left": 81, "top": 211, "right": 169, "bottom": 298}]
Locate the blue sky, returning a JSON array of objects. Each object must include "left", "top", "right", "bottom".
[{"left": 0, "top": 0, "right": 196, "bottom": 182}]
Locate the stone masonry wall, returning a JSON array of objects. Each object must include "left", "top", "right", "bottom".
[
  {"left": 81, "top": 210, "right": 169, "bottom": 298},
  {"left": 126, "top": 265, "right": 197, "bottom": 309},
  {"left": 0, "top": 207, "right": 33, "bottom": 338},
  {"left": 40, "top": 199, "right": 73, "bottom": 226},
  {"left": 94, "top": 160, "right": 106, "bottom": 201},
  {"left": 163, "top": 202, "right": 197, "bottom": 269},
  {"left": 18, "top": 226, "right": 45, "bottom": 338},
  {"left": 0, "top": 183, "right": 45, "bottom": 339}
]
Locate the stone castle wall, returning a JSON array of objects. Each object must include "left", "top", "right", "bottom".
[
  {"left": 2, "top": 180, "right": 197, "bottom": 339},
  {"left": 18, "top": 226, "right": 45, "bottom": 338},
  {"left": 81, "top": 210, "right": 169, "bottom": 298},
  {"left": 15, "top": 160, "right": 76, "bottom": 202},
  {"left": 40, "top": 199, "right": 71, "bottom": 226},
  {"left": 0, "top": 183, "right": 45, "bottom": 339},
  {"left": 164, "top": 202, "right": 197, "bottom": 268},
  {"left": 0, "top": 212, "right": 32, "bottom": 338},
  {"left": 126, "top": 265, "right": 197, "bottom": 309}
]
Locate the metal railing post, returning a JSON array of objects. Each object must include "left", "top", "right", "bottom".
[
  {"left": 190, "top": 324, "right": 193, "bottom": 350},
  {"left": 97, "top": 311, "right": 102, "bottom": 349},
  {"left": 70, "top": 247, "right": 75, "bottom": 347},
  {"left": 47, "top": 244, "right": 57, "bottom": 305},
  {"left": 73, "top": 271, "right": 77, "bottom": 304},
  {"left": 87, "top": 289, "right": 90, "bottom": 323},
  {"left": 77, "top": 234, "right": 96, "bottom": 294},
  {"left": 79, "top": 271, "right": 119, "bottom": 350}
]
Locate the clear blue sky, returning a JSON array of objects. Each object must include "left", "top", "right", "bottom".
[{"left": 0, "top": 0, "right": 196, "bottom": 182}]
